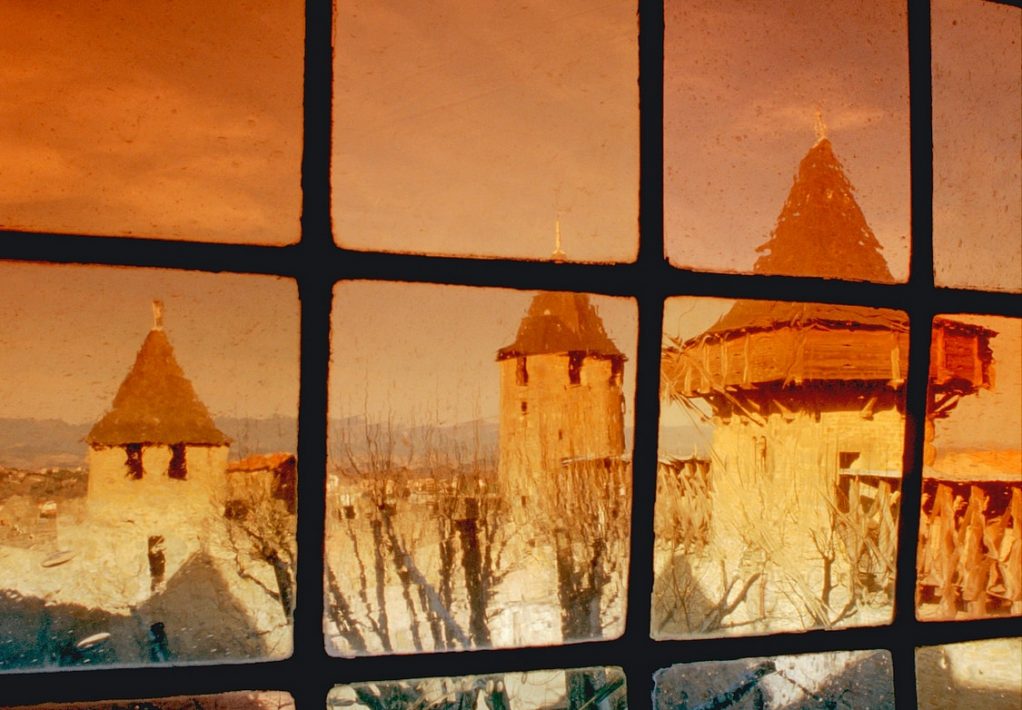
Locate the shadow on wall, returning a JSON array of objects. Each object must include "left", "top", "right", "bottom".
[
  {"left": 0, "top": 551, "right": 266, "bottom": 670},
  {"left": 652, "top": 549, "right": 733, "bottom": 637}
]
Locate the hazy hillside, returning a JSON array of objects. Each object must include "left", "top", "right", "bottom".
[
  {"left": 0, "top": 418, "right": 89, "bottom": 470},
  {"left": 0, "top": 416, "right": 299, "bottom": 471},
  {"left": 0, "top": 415, "right": 709, "bottom": 471}
]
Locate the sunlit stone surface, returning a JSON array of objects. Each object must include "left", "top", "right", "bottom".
[{"left": 917, "top": 638, "right": 1022, "bottom": 710}]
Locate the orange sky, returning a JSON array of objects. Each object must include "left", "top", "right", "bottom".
[
  {"left": 0, "top": 262, "right": 298, "bottom": 424},
  {"left": 932, "top": 0, "right": 1022, "bottom": 292},
  {"left": 665, "top": 1, "right": 911, "bottom": 280},
  {"left": 0, "top": 0, "right": 302, "bottom": 243},
  {"left": 332, "top": 0, "right": 639, "bottom": 262}
]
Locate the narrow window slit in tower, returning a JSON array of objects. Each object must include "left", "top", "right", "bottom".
[
  {"left": 148, "top": 535, "right": 166, "bottom": 591},
  {"left": 125, "top": 443, "right": 143, "bottom": 479},
  {"left": 568, "top": 351, "right": 583, "bottom": 385},
  {"left": 516, "top": 356, "right": 528, "bottom": 385},
  {"left": 168, "top": 443, "right": 187, "bottom": 480}
]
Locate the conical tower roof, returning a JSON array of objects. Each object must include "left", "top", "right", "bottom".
[
  {"left": 87, "top": 321, "right": 229, "bottom": 447},
  {"left": 708, "top": 137, "right": 904, "bottom": 336},
  {"left": 754, "top": 137, "right": 894, "bottom": 282},
  {"left": 497, "top": 292, "right": 623, "bottom": 360}
]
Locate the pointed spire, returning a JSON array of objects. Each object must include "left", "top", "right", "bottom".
[
  {"left": 551, "top": 218, "right": 566, "bottom": 262},
  {"left": 814, "top": 107, "right": 828, "bottom": 144},
  {"left": 752, "top": 135, "right": 895, "bottom": 282},
  {"left": 152, "top": 299, "right": 164, "bottom": 331}
]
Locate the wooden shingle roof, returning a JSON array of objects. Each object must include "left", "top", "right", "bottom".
[
  {"left": 497, "top": 292, "right": 623, "bottom": 360},
  {"left": 87, "top": 328, "right": 228, "bottom": 446}
]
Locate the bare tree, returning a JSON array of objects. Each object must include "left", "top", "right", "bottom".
[{"left": 325, "top": 414, "right": 511, "bottom": 654}]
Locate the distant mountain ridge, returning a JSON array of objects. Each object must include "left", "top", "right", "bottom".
[
  {"left": 0, "top": 416, "right": 299, "bottom": 471},
  {"left": 0, "top": 415, "right": 709, "bottom": 472}
]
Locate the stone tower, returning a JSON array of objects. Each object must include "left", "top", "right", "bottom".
[
  {"left": 86, "top": 301, "right": 231, "bottom": 529},
  {"left": 496, "top": 291, "right": 626, "bottom": 503}
]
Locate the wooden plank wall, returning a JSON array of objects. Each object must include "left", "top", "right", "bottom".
[
  {"left": 665, "top": 324, "right": 991, "bottom": 398},
  {"left": 917, "top": 480, "right": 1022, "bottom": 618},
  {"left": 667, "top": 328, "right": 910, "bottom": 396}
]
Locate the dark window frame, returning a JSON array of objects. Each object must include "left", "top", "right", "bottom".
[{"left": 1, "top": 1, "right": 1020, "bottom": 708}]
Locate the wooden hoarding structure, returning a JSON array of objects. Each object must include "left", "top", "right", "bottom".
[{"left": 660, "top": 136, "right": 1007, "bottom": 629}]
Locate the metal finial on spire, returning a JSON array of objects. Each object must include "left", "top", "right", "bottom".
[
  {"left": 552, "top": 218, "right": 566, "bottom": 261},
  {"left": 152, "top": 300, "right": 164, "bottom": 330},
  {"left": 814, "top": 108, "right": 828, "bottom": 144}
]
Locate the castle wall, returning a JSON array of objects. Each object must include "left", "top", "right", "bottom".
[
  {"left": 706, "top": 400, "right": 904, "bottom": 630},
  {"left": 497, "top": 354, "right": 625, "bottom": 500},
  {"left": 87, "top": 444, "right": 229, "bottom": 529}
]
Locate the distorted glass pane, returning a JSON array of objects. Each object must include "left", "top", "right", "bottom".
[
  {"left": 655, "top": 296, "right": 909, "bottom": 637},
  {"left": 0, "top": 262, "right": 298, "bottom": 670},
  {"left": 932, "top": 0, "right": 1022, "bottom": 292},
  {"left": 327, "top": 282, "right": 635, "bottom": 654},
  {"left": 918, "top": 315, "right": 1021, "bottom": 620},
  {"left": 332, "top": 2, "right": 638, "bottom": 262},
  {"left": 2, "top": 692, "right": 294, "bottom": 710},
  {"left": 664, "top": 1, "right": 910, "bottom": 282},
  {"left": 329, "top": 667, "right": 626, "bottom": 710},
  {"left": 917, "top": 638, "right": 1022, "bottom": 710},
  {"left": 654, "top": 650, "right": 894, "bottom": 709},
  {"left": 0, "top": 2, "right": 302, "bottom": 244}
]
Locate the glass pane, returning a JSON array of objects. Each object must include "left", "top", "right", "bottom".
[
  {"left": 0, "top": 262, "right": 298, "bottom": 670},
  {"left": 327, "top": 282, "right": 635, "bottom": 654},
  {"left": 654, "top": 650, "right": 894, "bottom": 709},
  {"left": 0, "top": 3, "right": 303, "bottom": 244},
  {"left": 655, "top": 296, "right": 908, "bottom": 637},
  {"left": 932, "top": 0, "right": 1022, "bottom": 292},
  {"left": 2, "top": 692, "right": 294, "bottom": 710},
  {"left": 918, "top": 315, "right": 1021, "bottom": 619},
  {"left": 329, "top": 667, "right": 626, "bottom": 710},
  {"left": 665, "top": 1, "right": 910, "bottom": 282},
  {"left": 917, "top": 638, "right": 1022, "bottom": 710},
  {"left": 332, "top": 2, "right": 638, "bottom": 262}
]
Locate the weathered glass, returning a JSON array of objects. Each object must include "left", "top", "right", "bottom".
[
  {"left": 0, "top": 262, "right": 298, "bottom": 670},
  {"left": 329, "top": 667, "right": 626, "bottom": 710},
  {"left": 2, "top": 692, "right": 294, "bottom": 710},
  {"left": 654, "top": 651, "right": 894, "bottom": 709},
  {"left": 665, "top": 0, "right": 910, "bottom": 282},
  {"left": 917, "top": 638, "right": 1022, "bottom": 709},
  {"left": 932, "top": 0, "right": 1022, "bottom": 292},
  {"left": 332, "top": 1, "right": 638, "bottom": 262},
  {"left": 0, "top": 2, "right": 302, "bottom": 243},
  {"left": 326, "top": 282, "right": 635, "bottom": 654},
  {"left": 917, "top": 315, "right": 1021, "bottom": 620},
  {"left": 655, "top": 296, "right": 910, "bottom": 637}
]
